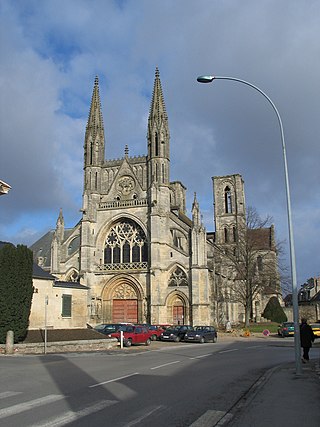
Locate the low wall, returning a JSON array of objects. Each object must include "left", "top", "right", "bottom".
[{"left": 0, "top": 338, "right": 118, "bottom": 355}]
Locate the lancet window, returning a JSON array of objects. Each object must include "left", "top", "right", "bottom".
[{"left": 224, "top": 186, "right": 233, "bottom": 213}]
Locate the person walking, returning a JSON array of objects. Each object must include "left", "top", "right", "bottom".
[{"left": 300, "top": 318, "right": 315, "bottom": 363}]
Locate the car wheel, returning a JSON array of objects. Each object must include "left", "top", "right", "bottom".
[
  {"left": 124, "top": 338, "right": 132, "bottom": 347},
  {"left": 199, "top": 337, "right": 205, "bottom": 344},
  {"left": 151, "top": 334, "right": 157, "bottom": 341},
  {"left": 145, "top": 338, "right": 151, "bottom": 346},
  {"left": 212, "top": 336, "right": 217, "bottom": 343}
]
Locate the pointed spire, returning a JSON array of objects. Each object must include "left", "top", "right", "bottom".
[
  {"left": 84, "top": 76, "right": 105, "bottom": 167},
  {"left": 55, "top": 208, "right": 64, "bottom": 242},
  {"left": 86, "top": 76, "right": 104, "bottom": 138},
  {"left": 149, "top": 67, "right": 168, "bottom": 126},
  {"left": 192, "top": 193, "right": 201, "bottom": 227}
]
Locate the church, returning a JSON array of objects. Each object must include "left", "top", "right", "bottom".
[{"left": 30, "top": 69, "right": 280, "bottom": 328}]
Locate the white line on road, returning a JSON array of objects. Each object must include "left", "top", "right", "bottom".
[
  {"left": 31, "top": 400, "right": 117, "bottom": 427},
  {"left": 89, "top": 372, "right": 139, "bottom": 388},
  {"left": 125, "top": 405, "right": 165, "bottom": 426},
  {"left": 189, "top": 410, "right": 229, "bottom": 426},
  {"left": 0, "top": 391, "right": 22, "bottom": 399},
  {"left": 189, "top": 353, "right": 212, "bottom": 360},
  {"left": 247, "top": 345, "right": 262, "bottom": 349},
  {"left": 218, "top": 349, "right": 239, "bottom": 354},
  {"left": 150, "top": 360, "right": 180, "bottom": 370},
  {"left": 0, "top": 394, "right": 64, "bottom": 418}
]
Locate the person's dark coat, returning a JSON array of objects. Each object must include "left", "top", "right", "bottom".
[{"left": 300, "top": 321, "right": 315, "bottom": 348}]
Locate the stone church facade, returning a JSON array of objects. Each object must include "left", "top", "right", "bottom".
[{"left": 31, "top": 69, "right": 280, "bottom": 328}]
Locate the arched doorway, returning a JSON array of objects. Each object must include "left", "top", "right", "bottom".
[
  {"left": 173, "top": 297, "right": 185, "bottom": 325},
  {"left": 166, "top": 292, "right": 189, "bottom": 325},
  {"left": 112, "top": 283, "right": 138, "bottom": 323},
  {"left": 101, "top": 276, "right": 144, "bottom": 324}
]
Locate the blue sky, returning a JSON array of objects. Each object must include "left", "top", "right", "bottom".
[{"left": 1, "top": 0, "right": 319, "bottom": 286}]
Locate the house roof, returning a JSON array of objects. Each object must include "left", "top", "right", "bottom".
[
  {"left": 32, "top": 263, "right": 55, "bottom": 280},
  {"left": 54, "top": 281, "right": 89, "bottom": 290}
]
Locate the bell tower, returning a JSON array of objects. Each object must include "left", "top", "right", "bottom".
[{"left": 213, "top": 174, "right": 246, "bottom": 245}]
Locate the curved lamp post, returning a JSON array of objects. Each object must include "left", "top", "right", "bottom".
[{"left": 197, "top": 75, "right": 301, "bottom": 375}]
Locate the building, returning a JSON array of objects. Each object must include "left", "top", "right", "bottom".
[{"left": 30, "top": 69, "right": 280, "bottom": 328}]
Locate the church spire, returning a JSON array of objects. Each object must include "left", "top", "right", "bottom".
[
  {"left": 147, "top": 68, "right": 170, "bottom": 186},
  {"left": 84, "top": 76, "right": 105, "bottom": 167}
]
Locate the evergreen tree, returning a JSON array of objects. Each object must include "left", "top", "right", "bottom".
[
  {"left": 262, "top": 296, "right": 287, "bottom": 323},
  {"left": 0, "top": 243, "right": 34, "bottom": 343}
]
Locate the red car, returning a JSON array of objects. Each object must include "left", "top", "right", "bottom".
[{"left": 110, "top": 324, "right": 153, "bottom": 347}]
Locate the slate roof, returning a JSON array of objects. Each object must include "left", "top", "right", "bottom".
[
  {"left": 33, "top": 263, "right": 55, "bottom": 280},
  {"left": 54, "top": 281, "right": 89, "bottom": 290}
]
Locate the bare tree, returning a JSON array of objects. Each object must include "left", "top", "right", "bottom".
[{"left": 215, "top": 206, "right": 281, "bottom": 328}]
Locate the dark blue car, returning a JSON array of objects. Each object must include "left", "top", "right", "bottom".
[{"left": 184, "top": 326, "right": 217, "bottom": 343}]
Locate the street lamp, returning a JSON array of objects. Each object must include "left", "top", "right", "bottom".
[{"left": 197, "top": 75, "right": 301, "bottom": 375}]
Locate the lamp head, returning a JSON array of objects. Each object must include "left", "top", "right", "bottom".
[{"left": 197, "top": 75, "right": 215, "bottom": 83}]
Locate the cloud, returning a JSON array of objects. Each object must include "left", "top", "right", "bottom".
[{"left": 1, "top": 0, "right": 319, "bottom": 283}]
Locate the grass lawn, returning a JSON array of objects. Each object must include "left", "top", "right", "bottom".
[{"left": 243, "top": 322, "right": 279, "bottom": 333}]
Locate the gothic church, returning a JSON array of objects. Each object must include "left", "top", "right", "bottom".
[{"left": 31, "top": 69, "right": 279, "bottom": 327}]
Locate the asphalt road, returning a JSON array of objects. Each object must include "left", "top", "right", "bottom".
[{"left": 0, "top": 336, "right": 296, "bottom": 426}]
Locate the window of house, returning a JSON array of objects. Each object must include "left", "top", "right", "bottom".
[{"left": 62, "top": 294, "right": 72, "bottom": 317}]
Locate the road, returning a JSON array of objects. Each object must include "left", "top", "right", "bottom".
[{"left": 0, "top": 336, "right": 295, "bottom": 426}]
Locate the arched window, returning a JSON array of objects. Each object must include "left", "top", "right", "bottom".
[
  {"left": 224, "top": 186, "right": 232, "bottom": 213},
  {"left": 104, "top": 219, "right": 148, "bottom": 265},
  {"left": 155, "top": 132, "right": 159, "bottom": 156},
  {"left": 67, "top": 236, "right": 80, "bottom": 256},
  {"left": 168, "top": 267, "right": 188, "bottom": 287},
  {"left": 257, "top": 255, "right": 263, "bottom": 272},
  {"left": 233, "top": 226, "right": 237, "bottom": 242},
  {"left": 224, "top": 228, "right": 228, "bottom": 243}
]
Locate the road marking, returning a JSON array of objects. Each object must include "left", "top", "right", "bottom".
[
  {"left": 150, "top": 360, "right": 180, "bottom": 370},
  {"left": 126, "top": 405, "right": 164, "bottom": 426},
  {"left": 31, "top": 400, "right": 117, "bottom": 427},
  {"left": 0, "top": 394, "right": 64, "bottom": 418},
  {"left": 0, "top": 391, "right": 22, "bottom": 399},
  {"left": 189, "top": 353, "right": 212, "bottom": 360},
  {"left": 89, "top": 372, "right": 139, "bottom": 388},
  {"left": 189, "top": 410, "right": 229, "bottom": 426},
  {"left": 247, "top": 345, "right": 262, "bottom": 349},
  {"left": 218, "top": 348, "right": 238, "bottom": 354}
]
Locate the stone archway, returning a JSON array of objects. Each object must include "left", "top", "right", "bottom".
[
  {"left": 101, "top": 276, "right": 144, "bottom": 323},
  {"left": 166, "top": 291, "right": 189, "bottom": 325}
]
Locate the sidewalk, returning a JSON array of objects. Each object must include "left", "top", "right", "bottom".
[{"left": 224, "top": 350, "right": 320, "bottom": 427}]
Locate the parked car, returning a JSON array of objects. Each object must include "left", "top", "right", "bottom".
[
  {"left": 148, "top": 325, "right": 165, "bottom": 341},
  {"left": 109, "top": 324, "right": 153, "bottom": 347},
  {"left": 277, "top": 322, "right": 295, "bottom": 337},
  {"left": 94, "top": 323, "right": 128, "bottom": 336},
  {"left": 159, "top": 325, "right": 193, "bottom": 342},
  {"left": 134, "top": 323, "right": 166, "bottom": 340},
  {"left": 311, "top": 323, "right": 320, "bottom": 338},
  {"left": 184, "top": 326, "right": 217, "bottom": 343}
]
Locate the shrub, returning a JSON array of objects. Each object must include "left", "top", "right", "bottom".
[{"left": 262, "top": 296, "right": 287, "bottom": 324}]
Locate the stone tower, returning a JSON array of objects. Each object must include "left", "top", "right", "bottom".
[{"left": 212, "top": 174, "right": 246, "bottom": 246}]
